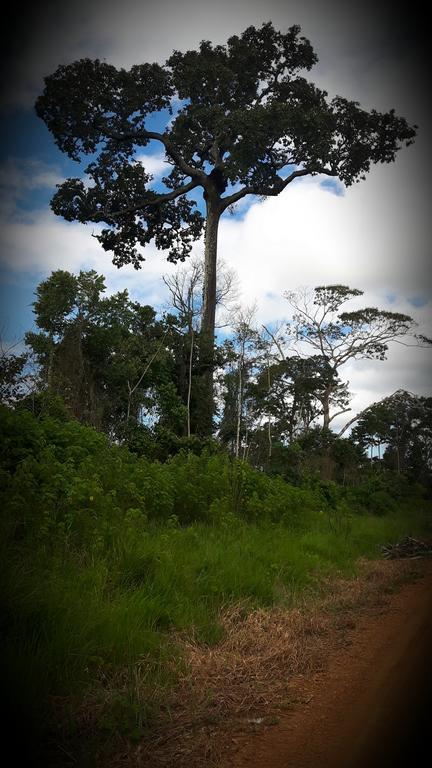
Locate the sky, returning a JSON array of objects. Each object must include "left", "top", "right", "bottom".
[{"left": 0, "top": 0, "right": 430, "bottom": 431}]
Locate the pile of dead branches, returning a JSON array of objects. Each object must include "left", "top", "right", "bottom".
[{"left": 381, "top": 536, "right": 432, "bottom": 560}]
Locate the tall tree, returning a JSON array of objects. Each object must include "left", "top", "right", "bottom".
[
  {"left": 35, "top": 22, "right": 417, "bottom": 434},
  {"left": 283, "top": 285, "right": 422, "bottom": 431},
  {"left": 250, "top": 355, "right": 349, "bottom": 444}
]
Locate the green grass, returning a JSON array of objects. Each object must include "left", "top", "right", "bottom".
[
  {"left": 2, "top": 504, "right": 430, "bottom": 744},
  {"left": 1, "top": 406, "right": 431, "bottom": 763}
]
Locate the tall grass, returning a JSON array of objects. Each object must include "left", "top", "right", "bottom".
[{"left": 1, "top": 405, "right": 431, "bottom": 763}]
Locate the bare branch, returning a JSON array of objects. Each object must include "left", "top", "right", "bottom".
[
  {"left": 126, "top": 330, "right": 168, "bottom": 419},
  {"left": 336, "top": 390, "right": 407, "bottom": 437},
  {"left": 262, "top": 324, "right": 286, "bottom": 361}
]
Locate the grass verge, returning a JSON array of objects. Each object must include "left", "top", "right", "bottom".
[{"left": 1, "top": 504, "right": 431, "bottom": 766}]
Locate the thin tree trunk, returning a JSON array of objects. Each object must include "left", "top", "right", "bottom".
[
  {"left": 322, "top": 385, "right": 331, "bottom": 431},
  {"left": 47, "top": 334, "right": 54, "bottom": 389},
  {"left": 187, "top": 327, "right": 194, "bottom": 437},
  {"left": 267, "top": 356, "right": 272, "bottom": 459},
  {"left": 200, "top": 201, "right": 221, "bottom": 436},
  {"left": 242, "top": 415, "right": 249, "bottom": 460},
  {"left": 235, "top": 348, "right": 243, "bottom": 459},
  {"left": 126, "top": 331, "right": 167, "bottom": 422}
]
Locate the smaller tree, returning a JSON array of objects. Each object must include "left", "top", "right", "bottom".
[
  {"left": 283, "top": 285, "right": 422, "bottom": 431},
  {"left": 25, "top": 270, "right": 177, "bottom": 434},
  {"left": 250, "top": 354, "right": 349, "bottom": 445},
  {"left": 353, "top": 390, "right": 432, "bottom": 482},
  {"left": 219, "top": 305, "right": 259, "bottom": 457},
  {"left": 163, "top": 257, "right": 239, "bottom": 436},
  {"left": 350, "top": 402, "right": 393, "bottom": 463}
]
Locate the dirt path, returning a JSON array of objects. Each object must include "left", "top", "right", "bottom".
[{"left": 230, "top": 565, "right": 432, "bottom": 768}]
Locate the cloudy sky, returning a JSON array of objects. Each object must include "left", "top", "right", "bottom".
[{"left": 0, "top": 0, "right": 430, "bottom": 430}]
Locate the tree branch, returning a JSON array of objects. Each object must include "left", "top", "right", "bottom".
[
  {"left": 262, "top": 324, "right": 286, "bottom": 361},
  {"left": 93, "top": 178, "right": 201, "bottom": 221},
  {"left": 336, "top": 390, "right": 405, "bottom": 438},
  {"left": 220, "top": 185, "right": 254, "bottom": 211},
  {"left": 277, "top": 165, "right": 338, "bottom": 192},
  {"left": 223, "top": 165, "right": 338, "bottom": 209},
  {"left": 126, "top": 330, "right": 168, "bottom": 419},
  {"left": 328, "top": 407, "right": 351, "bottom": 424},
  {"left": 107, "top": 128, "right": 206, "bottom": 182}
]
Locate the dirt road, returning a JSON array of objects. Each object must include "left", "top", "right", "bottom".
[{"left": 232, "top": 566, "right": 432, "bottom": 768}]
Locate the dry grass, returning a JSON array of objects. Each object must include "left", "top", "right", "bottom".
[{"left": 108, "top": 557, "right": 426, "bottom": 768}]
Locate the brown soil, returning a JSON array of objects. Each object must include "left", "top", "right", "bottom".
[
  {"left": 228, "top": 562, "right": 432, "bottom": 768},
  {"left": 123, "top": 558, "right": 432, "bottom": 768}
]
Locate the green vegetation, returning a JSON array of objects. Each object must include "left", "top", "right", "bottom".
[{"left": 1, "top": 405, "right": 430, "bottom": 764}]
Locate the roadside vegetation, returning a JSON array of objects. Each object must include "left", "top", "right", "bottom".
[
  {"left": 1, "top": 404, "right": 430, "bottom": 765},
  {"left": 1, "top": 265, "right": 431, "bottom": 765}
]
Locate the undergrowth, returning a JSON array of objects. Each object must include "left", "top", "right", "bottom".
[{"left": 1, "top": 405, "right": 430, "bottom": 765}]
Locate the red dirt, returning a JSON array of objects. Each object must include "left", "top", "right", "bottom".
[{"left": 230, "top": 565, "right": 432, "bottom": 768}]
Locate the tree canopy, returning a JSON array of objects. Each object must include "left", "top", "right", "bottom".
[
  {"left": 25, "top": 269, "right": 179, "bottom": 432},
  {"left": 36, "top": 22, "right": 416, "bottom": 268},
  {"left": 352, "top": 390, "right": 432, "bottom": 481}
]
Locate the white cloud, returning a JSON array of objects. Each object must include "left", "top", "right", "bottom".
[
  {"left": 0, "top": 157, "right": 63, "bottom": 193},
  {"left": 136, "top": 151, "right": 168, "bottom": 180},
  {"left": 219, "top": 166, "right": 430, "bottom": 316},
  {"left": 0, "top": 158, "right": 65, "bottom": 219},
  {"left": 0, "top": 208, "right": 175, "bottom": 310}
]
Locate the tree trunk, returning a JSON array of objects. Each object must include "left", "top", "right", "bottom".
[
  {"left": 267, "top": 356, "right": 272, "bottom": 459},
  {"left": 199, "top": 200, "right": 221, "bottom": 436},
  {"left": 322, "top": 386, "right": 331, "bottom": 431},
  {"left": 47, "top": 334, "right": 55, "bottom": 389},
  {"left": 187, "top": 327, "right": 194, "bottom": 437},
  {"left": 235, "top": 344, "right": 244, "bottom": 458}
]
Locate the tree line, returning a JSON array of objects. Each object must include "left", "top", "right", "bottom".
[{"left": 2, "top": 265, "right": 430, "bottom": 487}]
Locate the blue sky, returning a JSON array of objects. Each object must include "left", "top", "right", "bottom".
[{"left": 0, "top": 0, "right": 430, "bottom": 429}]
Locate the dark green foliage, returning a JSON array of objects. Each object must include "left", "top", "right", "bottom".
[
  {"left": 25, "top": 269, "right": 181, "bottom": 435},
  {"left": 346, "top": 474, "right": 401, "bottom": 516},
  {"left": 0, "top": 406, "right": 319, "bottom": 540},
  {"left": 249, "top": 356, "right": 347, "bottom": 444},
  {"left": 353, "top": 391, "right": 432, "bottom": 485},
  {"left": 0, "top": 348, "right": 28, "bottom": 405},
  {"left": 35, "top": 25, "right": 416, "bottom": 267},
  {"left": 2, "top": 405, "right": 426, "bottom": 553}
]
